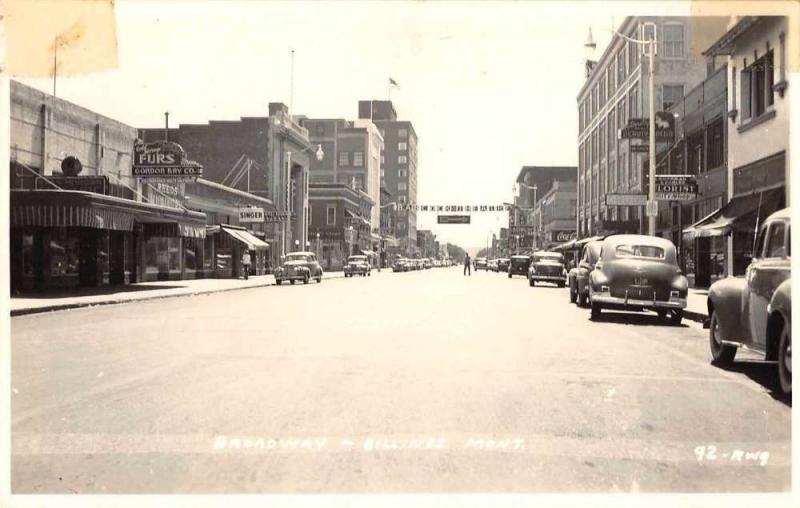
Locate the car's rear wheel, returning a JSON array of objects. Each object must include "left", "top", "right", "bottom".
[
  {"left": 778, "top": 321, "right": 792, "bottom": 396},
  {"left": 290, "top": 280, "right": 296, "bottom": 285},
  {"left": 709, "top": 311, "right": 736, "bottom": 365},
  {"left": 590, "top": 302, "right": 602, "bottom": 320}
]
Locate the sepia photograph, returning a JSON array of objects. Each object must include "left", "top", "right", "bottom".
[{"left": 1, "top": 1, "right": 797, "bottom": 506}]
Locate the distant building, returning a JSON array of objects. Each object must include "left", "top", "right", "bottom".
[
  {"left": 308, "top": 183, "right": 374, "bottom": 271},
  {"left": 416, "top": 229, "right": 436, "bottom": 259},
  {"left": 301, "top": 117, "right": 383, "bottom": 249},
  {"left": 576, "top": 16, "right": 730, "bottom": 238},
  {"left": 358, "top": 100, "right": 419, "bottom": 256},
  {"left": 532, "top": 181, "right": 578, "bottom": 250},
  {"left": 511, "top": 166, "right": 577, "bottom": 252}
]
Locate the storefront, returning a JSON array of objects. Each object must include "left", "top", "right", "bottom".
[
  {"left": 205, "top": 225, "right": 270, "bottom": 278},
  {"left": 10, "top": 189, "right": 207, "bottom": 292}
]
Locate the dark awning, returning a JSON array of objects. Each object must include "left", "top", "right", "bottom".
[
  {"left": 683, "top": 188, "right": 785, "bottom": 238},
  {"left": 11, "top": 189, "right": 207, "bottom": 238}
]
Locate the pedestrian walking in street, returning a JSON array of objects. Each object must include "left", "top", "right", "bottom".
[
  {"left": 241, "top": 249, "right": 252, "bottom": 280},
  {"left": 464, "top": 253, "right": 471, "bottom": 276}
]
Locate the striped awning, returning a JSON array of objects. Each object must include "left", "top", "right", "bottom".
[
  {"left": 11, "top": 204, "right": 135, "bottom": 231},
  {"left": 11, "top": 189, "right": 207, "bottom": 238}
]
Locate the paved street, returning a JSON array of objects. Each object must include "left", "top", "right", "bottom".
[{"left": 11, "top": 267, "right": 790, "bottom": 493}]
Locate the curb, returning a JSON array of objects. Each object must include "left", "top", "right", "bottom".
[{"left": 11, "top": 273, "right": 347, "bottom": 317}]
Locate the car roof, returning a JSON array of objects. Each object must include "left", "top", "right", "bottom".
[
  {"left": 766, "top": 207, "right": 790, "bottom": 222},
  {"left": 601, "top": 234, "right": 675, "bottom": 249}
]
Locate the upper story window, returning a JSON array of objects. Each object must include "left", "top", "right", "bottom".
[
  {"left": 662, "top": 84, "right": 684, "bottom": 110},
  {"left": 662, "top": 23, "right": 685, "bottom": 58},
  {"left": 608, "top": 64, "right": 616, "bottom": 93},
  {"left": 353, "top": 151, "right": 364, "bottom": 167},
  {"left": 326, "top": 205, "right": 336, "bottom": 225},
  {"left": 380, "top": 169, "right": 385, "bottom": 178},
  {"left": 592, "top": 86, "right": 598, "bottom": 116},
  {"left": 398, "top": 142, "right": 407, "bottom": 151},
  {"left": 617, "top": 50, "right": 626, "bottom": 84},
  {"left": 398, "top": 155, "right": 408, "bottom": 164},
  {"left": 628, "top": 87, "right": 639, "bottom": 118},
  {"left": 398, "top": 169, "right": 408, "bottom": 178},
  {"left": 741, "top": 51, "right": 775, "bottom": 121},
  {"left": 599, "top": 76, "right": 606, "bottom": 106},
  {"left": 398, "top": 128, "right": 408, "bottom": 138},
  {"left": 628, "top": 39, "right": 638, "bottom": 73},
  {"left": 338, "top": 151, "right": 349, "bottom": 166},
  {"left": 380, "top": 155, "right": 385, "bottom": 165},
  {"left": 398, "top": 182, "right": 408, "bottom": 191}
]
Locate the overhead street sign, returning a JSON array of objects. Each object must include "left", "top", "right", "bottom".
[
  {"left": 437, "top": 215, "right": 471, "bottom": 224},
  {"left": 605, "top": 193, "right": 648, "bottom": 206}
]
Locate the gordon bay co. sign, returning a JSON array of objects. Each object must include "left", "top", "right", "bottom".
[{"left": 132, "top": 140, "right": 203, "bottom": 179}]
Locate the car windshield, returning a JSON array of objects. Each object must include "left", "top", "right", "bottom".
[
  {"left": 615, "top": 245, "right": 665, "bottom": 259},
  {"left": 286, "top": 254, "right": 311, "bottom": 262},
  {"left": 533, "top": 253, "right": 563, "bottom": 263},
  {"left": 349, "top": 256, "right": 367, "bottom": 262}
]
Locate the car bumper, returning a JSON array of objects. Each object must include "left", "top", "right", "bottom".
[
  {"left": 530, "top": 275, "right": 566, "bottom": 282},
  {"left": 590, "top": 294, "right": 687, "bottom": 310}
]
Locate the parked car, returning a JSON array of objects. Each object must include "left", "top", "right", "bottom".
[
  {"left": 497, "top": 258, "right": 510, "bottom": 272},
  {"left": 423, "top": 258, "right": 432, "bottom": 269},
  {"left": 475, "top": 258, "right": 488, "bottom": 271},
  {"left": 344, "top": 255, "right": 371, "bottom": 277},
  {"left": 528, "top": 251, "right": 567, "bottom": 287},
  {"left": 508, "top": 255, "right": 531, "bottom": 278},
  {"left": 274, "top": 251, "right": 323, "bottom": 285},
  {"left": 569, "top": 240, "right": 603, "bottom": 305},
  {"left": 488, "top": 259, "right": 498, "bottom": 272},
  {"left": 707, "top": 208, "right": 791, "bottom": 395},
  {"left": 588, "top": 235, "right": 688, "bottom": 324}
]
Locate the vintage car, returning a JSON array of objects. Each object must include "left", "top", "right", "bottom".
[
  {"left": 423, "top": 258, "right": 432, "bottom": 269},
  {"left": 707, "top": 208, "right": 791, "bottom": 395},
  {"left": 528, "top": 251, "right": 567, "bottom": 287},
  {"left": 497, "top": 258, "right": 510, "bottom": 272},
  {"left": 274, "top": 251, "right": 323, "bottom": 285},
  {"left": 588, "top": 235, "right": 688, "bottom": 324},
  {"left": 569, "top": 240, "right": 603, "bottom": 306},
  {"left": 475, "top": 257, "right": 488, "bottom": 271},
  {"left": 488, "top": 259, "right": 498, "bottom": 272},
  {"left": 344, "top": 255, "right": 371, "bottom": 277},
  {"left": 508, "top": 255, "right": 531, "bottom": 278},
  {"left": 393, "top": 257, "right": 408, "bottom": 272}
]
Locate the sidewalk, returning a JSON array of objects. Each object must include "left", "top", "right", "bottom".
[{"left": 10, "top": 271, "right": 346, "bottom": 316}]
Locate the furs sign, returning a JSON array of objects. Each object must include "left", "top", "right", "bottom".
[{"left": 132, "top": 140, "right": 203, "bottom": 179}]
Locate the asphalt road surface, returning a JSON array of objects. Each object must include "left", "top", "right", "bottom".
[{"left": 11, "top": 267, "right": 791, "bottom": 493}]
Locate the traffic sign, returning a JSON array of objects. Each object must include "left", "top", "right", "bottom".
[
  {"left": 645, "top": 200, "right": 659, "bottom": 217},
  {"left": 437, "top": 215, "right": 471, "bottom": 224},
  {"left": 605, "top": 193, "right": 648, "bottom": 206}
]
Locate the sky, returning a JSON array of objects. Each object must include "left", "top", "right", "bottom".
[{"left": 16, "top": 0, "right": 700, "bottom": 251}]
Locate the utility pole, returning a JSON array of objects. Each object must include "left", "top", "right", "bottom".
[{"left": 647, "top": 36, "right": 656, "bottom": 236}]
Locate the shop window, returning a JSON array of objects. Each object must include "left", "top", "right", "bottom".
[
  {"left": 203, "top": 236, "right": 214, "bottom": 271},
  {"left": 22, "top": 232, "right": 35, "bottom": 278},
  {"left": 49, "top": 228, "right": 80, "bottom": 287}
]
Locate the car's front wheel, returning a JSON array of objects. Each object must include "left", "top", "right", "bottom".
[
  {"left": 276, "top": 279, "right": 282, "bottom": 285},
  {"left": 778, "top": 321, "right": 792, "bottom": 396},
  {"left": 303, "top": 274, "right": 310, "bottom": 284},
  {"left": 709, "top": 311, "right": 736, "bottom": 365}
]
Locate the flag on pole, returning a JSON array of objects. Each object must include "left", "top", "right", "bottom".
[{"left": 389, "top": 77, "right": 399, "bottom": 88}]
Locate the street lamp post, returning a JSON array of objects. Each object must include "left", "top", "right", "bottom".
[
  {"left": 283, "top": 144, "right": 324, "bottom": 257},
  {"left": 316, "top": 232, "right": 321, "bottom": 258}
]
